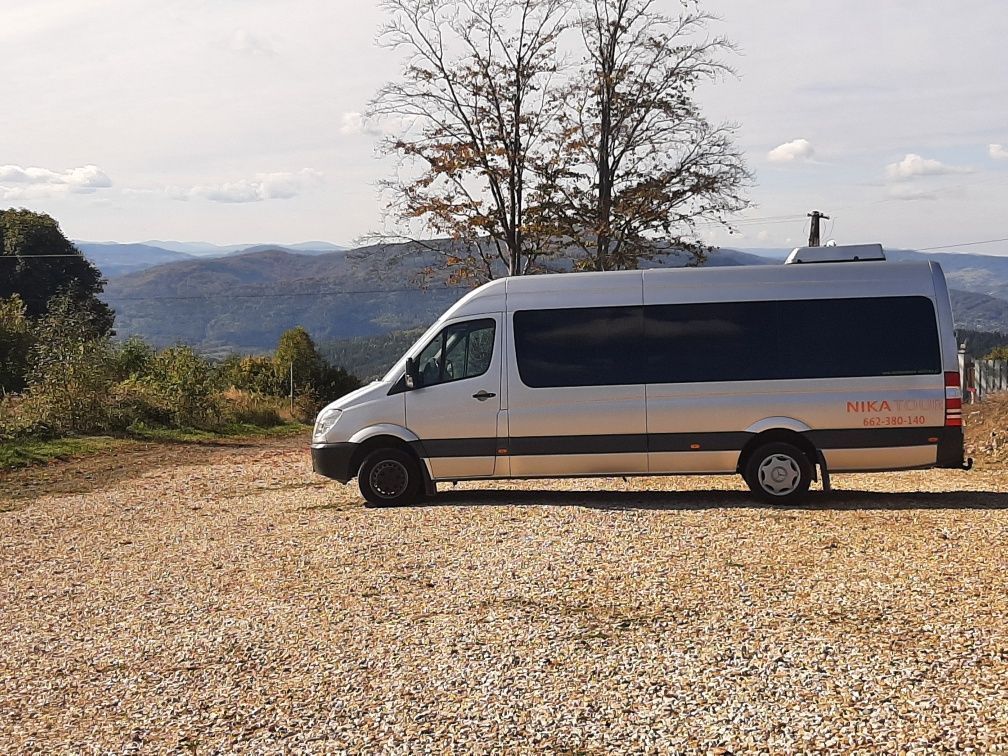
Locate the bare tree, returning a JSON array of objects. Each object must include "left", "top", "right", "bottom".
[
  {"left": 539, "top": 0, "right": 751, "bottom": 271},
  {"left": 369, "top": 0, "right": 572, "bottom": 283}
]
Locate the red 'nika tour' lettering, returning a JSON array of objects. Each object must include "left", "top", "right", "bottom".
[{"left": 846, "top": 400, "right": 893, "bottom": 413}]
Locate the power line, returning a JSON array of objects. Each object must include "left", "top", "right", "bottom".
[{"left": 916, "top": 237, "right": 1008, "bottom": 252}]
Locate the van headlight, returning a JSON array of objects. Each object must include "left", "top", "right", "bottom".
[{"left": 313, "top": 409, "right": 342, "bottom": 442}]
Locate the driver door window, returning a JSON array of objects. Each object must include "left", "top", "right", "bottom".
[{"left": 416, "top": 319, "right": 496, "bottom": 388}]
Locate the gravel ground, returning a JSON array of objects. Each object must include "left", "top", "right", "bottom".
[{"left": 2, "top": 435, "right": 1008, "bottom": 754}]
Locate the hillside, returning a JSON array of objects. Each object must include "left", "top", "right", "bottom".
[
  {"left": 949, "top": 289, "right": 1008, "bottom": 334},
  {"left": 102, "top": 245, "right": 772, "bottom": 352},
  {"left": 101, "top": 242, "right": 1008, "bottom": 355},
  {"left": 102, "top": 246, "right": 465, "bottom": 352},
  {"left": 79, "top": 240, "right": 347, "bottom": 278},
  {"left": 77, "top": 242, "right": 194, "bottom": 278}
]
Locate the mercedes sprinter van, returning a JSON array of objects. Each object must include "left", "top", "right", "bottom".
[{"left": 311, "top": 245, "right": 968, "bottom": 505}]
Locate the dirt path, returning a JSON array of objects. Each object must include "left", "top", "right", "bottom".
[
  {"left": 0, "top": 434, "right": 309, "bottom": 509},
  {"left": 2, "top": 437, "right": 1008, "bottom": 752}
]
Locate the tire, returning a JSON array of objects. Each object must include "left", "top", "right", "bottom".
[
  {"left": 358, "top": 448, "right": 423, "bottom": 507},
  {"left": 744, "top": 442, "right": 813, "bottom": 505}
]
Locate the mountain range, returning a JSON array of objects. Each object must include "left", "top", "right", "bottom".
[
  {"left": 76, "top": 240, "right": 345, "bottom": 277},
  {"left": 91, "top": 240, "right": 1008, "bottom": 359}
]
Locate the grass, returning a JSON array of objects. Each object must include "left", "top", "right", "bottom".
[
  {"left": 0, "top": 436, "right": 125, "bottom": 471},
  {"left": 0, "top": 422, "right": 307, "bottom": 471},
  {"left": 128, "top": 421, "right": 306, "bottom": 443}
]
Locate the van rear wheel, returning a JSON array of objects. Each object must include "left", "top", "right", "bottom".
[
  {"left": 744, "top": 442, "right": 813, "bottom": 504},
  {"left": 358, "top": 448, "right": 423, "bottom": 507}
]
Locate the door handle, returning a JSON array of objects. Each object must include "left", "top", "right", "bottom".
[{"left": 472, "top": 390, "right": 496, "bottom": 401}]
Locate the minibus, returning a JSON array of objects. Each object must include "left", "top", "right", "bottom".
[{"left": 311, "top": 244, "right": 969, "bottom": 505}]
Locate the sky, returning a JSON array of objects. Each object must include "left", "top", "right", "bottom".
[{"left": 1, "top": 0, "right": 1007, "bottom": 253}]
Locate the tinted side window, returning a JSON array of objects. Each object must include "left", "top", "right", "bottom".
[
  {"left": 779, "top": 296, "right": 940, "bottom": 378},
  {"left": 513, "top": 307, "right": 644, "bottom": 387},
  {"left": 513, "top": 296, "right": 940, "bottom": 388},
  {"left": 416, "top": 318, "right": 496, "bottom": 388},
  {"left": 646, "top": 301, "right": 779, "bottom": 383}
]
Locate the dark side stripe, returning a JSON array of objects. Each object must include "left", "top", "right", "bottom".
[{"left": 411, "top": 427, "right": 945, "bottom": 458}]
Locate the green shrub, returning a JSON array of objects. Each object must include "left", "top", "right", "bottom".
[
  {"left": 216, "top": 354, "right": 284, "bottom": 395},
  {"left": 146, "top": 345, "right": 219, "bottom": 428},
  {"left": 218, "top": 389, "right": 284, "bottom": 427},
  {"left": 108, "top": 378, "right": 173, "bottom": 430},
  {"left": 0, "top": 295, "right": 34, "bottom": 395},
  {"left": 113, "top": 336, "right": 155, "bottom": 381}
]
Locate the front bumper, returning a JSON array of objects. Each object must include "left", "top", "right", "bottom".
[{"left": 311, "top": 443, "right": 357, "bottom": 483}]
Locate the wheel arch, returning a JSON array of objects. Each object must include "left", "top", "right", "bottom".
[
  {"left": 737, "top": 427, "right": 819, "bottom": 480},
  {"left": 348, "top": 434, "right": 421, "bottom": 481}
]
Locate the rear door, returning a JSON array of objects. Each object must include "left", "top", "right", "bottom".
[{"left": 405, "top": 315, "right": 503, "bottom": 479}]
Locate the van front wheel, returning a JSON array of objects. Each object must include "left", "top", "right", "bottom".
[
  {"left": 358, "top": 448, "right": 423, "bottom": 507},
  {"left": 744, "top": 442, "right": 813, "bottom": 504}
]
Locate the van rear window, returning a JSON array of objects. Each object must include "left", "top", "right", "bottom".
[{"left": 513, "top": 296, "right": 941, "bottom": 387}]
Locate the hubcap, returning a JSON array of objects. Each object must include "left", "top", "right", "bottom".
[
  {"left": 369, "top": 459, "right": 409, "bottom": 499},
  {"left": 757, "top": 453, "right": 801, "bottom": 496}
]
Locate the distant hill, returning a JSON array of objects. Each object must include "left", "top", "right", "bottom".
[
  {"left": 949, "top": 289, "right": 1008, "bottom": 333},
  {"left": 78, "top": 240, "right": 348, "bottom": 278},
  {"left": 140, "top": 240, "right": 345, "bottom": 257},
  {"left": 320, "top": 328, "right": 428, "bottom": 381},
  {"left": 101, "top": 241, "right": 1008, "bottom": 355},
  {"left": 102, "top": 246, "right": 465, "bottom": 352},
  {"left": 138, "top": 240, "right": 251, "bottom": 256},
  {"left": 77, "top": 242, "right": 194, "bottom": 278},
  {"left": 102, "top": 243, "right": 771, "bottom": 351},
  {"left": 224, "top": 244, "right": 346, "bottom": 257},
  {"left": 285, "top": 241, "right": 345, "bottom": 253}
]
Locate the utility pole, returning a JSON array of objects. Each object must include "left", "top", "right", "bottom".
[
  {"left": 290, "top": 361, "right": 294, "bottom": 413},
  {"left": 807, "top": 210, "right": 830, "bottom": 247}
]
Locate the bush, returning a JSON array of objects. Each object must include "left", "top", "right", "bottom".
[
  {"left": 107, "top": 378, "right": 173, "bottom": 430},
  {"left": 27, "top": 341, "right": 116, "bottom": 436},
  {"left": 0, "top": 295, "right": 34, "bottom": 395},
  {"left": 291, "top": 390, "right": 322, "bottom": 424},
  {"left": 983, "top": 345, "right": 1008, "bottom": 361},
  {"left": 146, "top": 345, "right": 219, "bottom": 427},
  {"left": 217, "top": 354, "right": 284, "bottom": 395},
  {"left": 113, "top": 336, "right": 155, "bottom": 381},
  {"left": 218, "top": 388, "right": 284, "bottom": 427}
]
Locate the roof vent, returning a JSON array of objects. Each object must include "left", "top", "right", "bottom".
[{"left": 784, "top": 243, "right": 886, "bottom": 264}]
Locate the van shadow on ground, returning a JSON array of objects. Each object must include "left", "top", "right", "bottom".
[{"left": 415, "top": 488, "right": 1008, "bottom": 511}]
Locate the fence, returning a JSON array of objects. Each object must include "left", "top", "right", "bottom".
[{"left": 971, "top": 359, "right": 1008, "bottom": 399}]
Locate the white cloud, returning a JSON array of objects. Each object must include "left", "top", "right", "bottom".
[
  {"left": 340, "top": 111, "right": 383, "bottom": 137},
  {"left": 230, "top": 29, "right": 277, "bottom": 57},
  {"left": 0, "top": 163, "right": 112, "bottom": 199},
  {"left": 0, "top": 163, "right": 111, "bottom": 189},
  {"left": 180, "top": 169, "right": 322, "bottom": 203},
  {"left": 767, "top": 138, "right": 815, "bottom": 163},
  {"left": 885, "top": 153, "right": 970, "bottom": 181},
  {"left": 990, "top": 144, "right": 1008, "bottom": 160}
]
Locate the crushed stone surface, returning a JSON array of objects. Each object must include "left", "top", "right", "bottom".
[{"left": 2, "top": 434, "right": 1008, "bottom": 753}]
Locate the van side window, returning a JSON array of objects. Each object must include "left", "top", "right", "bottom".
[
  {"left": 416, "top": 319, "right": 496, "bottom": 387},
  {"left": 513, "top": 306, "right": 644, "bottom": 388},
  {"left": 646, "top": 301, "right": 779, "bottom": 383},
  {"left": 779, "top": 297, "right": 941, "bottom": 378},
  {"left": 513, "top": 296, "right": 941, "bottom": 388}
]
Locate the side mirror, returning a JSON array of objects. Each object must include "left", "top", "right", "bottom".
[{"left": 405, "top": 357, "right": 419, "bottom": 389}]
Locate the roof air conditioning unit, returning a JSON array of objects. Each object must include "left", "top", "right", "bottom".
[{"left": 784, "top": 243, "right": 886, "bottom": 264}]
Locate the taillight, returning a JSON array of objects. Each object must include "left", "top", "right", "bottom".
[{"left": 945, "top": 371, "right": 962, "bottom": 427}]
